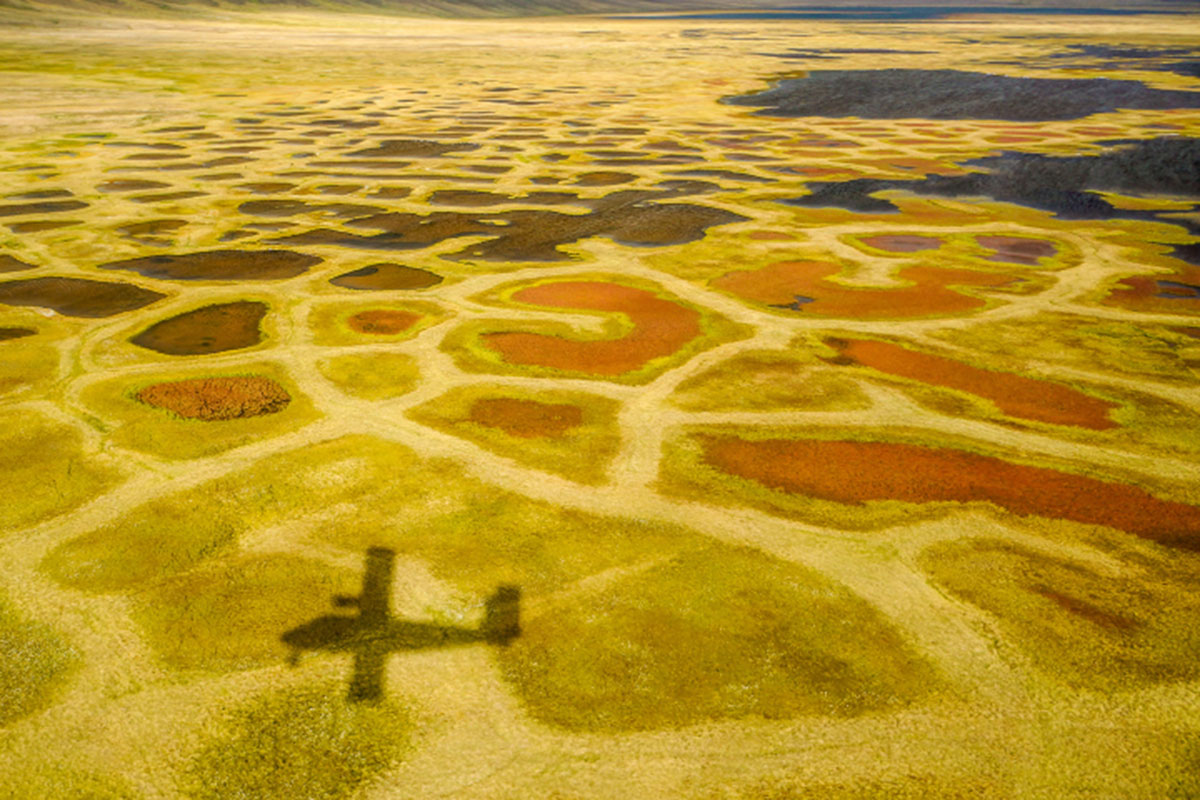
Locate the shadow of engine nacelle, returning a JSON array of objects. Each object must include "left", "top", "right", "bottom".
[{"left": 281, "top": 547, "right": 521, "bottom": 702}]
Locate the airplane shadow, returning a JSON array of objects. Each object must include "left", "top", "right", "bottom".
[{"left": 281, "top": 547, "right": 521, "bottom": 703}]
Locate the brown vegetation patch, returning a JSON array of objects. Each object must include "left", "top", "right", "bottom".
[
  {"left": 0, "top": 200, "right": 88, "bottom": 217},
  {"left": 131, "top": 301, "right": 267, "bottom": 355},
  {"left": 976, "top": 235, "right": 1057, "bottom": 265},
  {"left": 713, "top": 261, "right": 1017, "bottom": 318},
  {"left": 346, "top": 139, "right": 478, "bottom": 158},
  {"left": 0, "top": 277, "right": 164, "bottom": 317},
  {"left": 369, "top": 187, "right": 412, "bottom": 199},
  {"left": 238, "top": 182, "right": 296, "bottom": 194},
  {"left": 429, "top": 190, "right": 580, "bottom": 207},
  {"left": 101, "top": 249, "right": 322, "bottom": 281},
  {"left": 314, "top": 183, "right": 362, "bottom": 195},
  {"left": 317, "top": 193, "right": 743, "bottom": 261},
  {"left": 117, "top": 219, "right": 187, "bottom": 243},
  {"left": 483, "top": 281, "right": 701, "bottom": 375},
  {"left": 703, "top": 436, "right": 1200, "bottom": 550},
  {"left": 0, "top": 327, "right": 35, "bottom": 341},
  {"left": 573, "top": 171, "right": 635, "bottom": 186},
  {"left": 97, "top": 179, "right": 170, "bottom": 192},
  {"left": 8, "top": 220, "right": 78, "bottom": 233},
  {"left": 860, "top": 234, "right": 942, "bottom": 253},
  {"left": 238, "top": 200, "right": 383, "bottom": 219},
  {"left": 0, "top": 255, "right": 35, "bottom": 272},
  {"left": 131, "top": 190, "right": 207, "bottom": 203},
  {"left": 825, "top": 338, "right": 1118, "bottom": 429},
  {"left": 329, "top": 263, "right": 442, "bottom": 290},
  {"left": 136, "top": 376, "right": 291, "bottom": 421},
  {"left": 468, "top": 397, "right": 583, "bottom": 438},
  {"left": 346, "top": 309, "right": 420, "bottom": 335}
]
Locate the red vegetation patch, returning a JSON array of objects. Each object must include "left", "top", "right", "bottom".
[
  {"left": 482, "top": 281, "right": 702, "bottom": 376},
  {"left": 825, "top": 338, "right": 1118, "bottom": 429},
  {"left": 346, "top": 309, "right": 421, "bottom": 335},
  {"left": 1106, "top": 268, "right": 1200, "bottom": 314},
  {"left": 136, "top": 376, "right": 291, "bottom": 421},
  {"left": 712, "top": 261, "right": 1016, "bottom": 318},
  {"left": 976, "top": 236, "right": 1057, "bottom": 266},
  {"left": 703, "top": 436, "right": 1200, "bottom": 551},
  {"left": 468, "top": 398, "right": 583, "bottom": 438},
  {"left": 860, "top": 235, "right": 942, "bottom": 253}
]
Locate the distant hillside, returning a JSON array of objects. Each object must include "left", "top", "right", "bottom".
[
  {"left": 0, "top": 0, "right": 1194, "bottom": 24},
  {"left": 0, "top": 0, "right": 760, "bottom": 21}
]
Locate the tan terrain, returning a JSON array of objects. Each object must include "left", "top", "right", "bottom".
[{"left": 1, "top": 9, "right": 1199, "bottom": 799}]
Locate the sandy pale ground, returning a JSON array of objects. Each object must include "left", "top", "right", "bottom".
[{"left": 1, "top": 11, "right": 1200, "bottom": 799}]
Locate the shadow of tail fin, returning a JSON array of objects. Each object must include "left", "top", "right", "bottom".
[{"left": 482, "top": 585, "right": 521, "bottom": 646}]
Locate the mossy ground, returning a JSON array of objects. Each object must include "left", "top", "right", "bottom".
[
  {"left": 0, "top": 409, "right": 117, "bottom": 534},
  {"left": 317, "top": 351, "right": 419, "bottom": 400},
  {"left": 133, "top": 554, "right": 359, "bottom": 671},
  {"left": 0, "top": 593, "right": 78, "bottom": 726},
  {"left": 502, "top": 544, "right": 938, "bottom": 732},
  {"left": 919, "top": 538, "right": 1200, "bottom": 691},
  {"left": 669, "top": 349, "right": 871, "bottom": 412},
  {"left": 181, "top": 682, "right": 412, "bottom": 800}
]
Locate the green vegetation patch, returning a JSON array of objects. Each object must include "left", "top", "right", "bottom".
[
  {"left": 407, "top": 384, "right": 621, "bottom": 484},
  {"left": 132, "top": 554, "right": 358, "bottom": 672},
  {"left": 318, "top": 352, "right": 419, "bottom": 401},
  {"left": 919, "top": 538, "right": 1200, "bottom": 691},
  {"left": 79, "top": 361, "right": 320, "bottom": 460},
  {"left": 0, "top": 410, "right": 117, "bottom": 534},
  {"left": 0, "top": 334, "right": 60, "bottom": 398},
  {"left": 500, "top": 544, "right": 937, "bottom": 732},
  {"left": 0, "top": 594, "right": 78, "bottom": 726},
  {"left": 724, "top": 776, "right": 1007, "bottom": 800},
  {"left": 669, "top": 349, "right": 871, "bottom": 412},
  {"left": 181, "top": 682, "right": 412, "bottom": 800},
  {"left": 928, "top": 315, "right": 1200, "bottom": 384},
  {"left": 44, "top": 435, "right": 690, "bottom": 597},
  {"left": 43, "top": 480, "right": 245, "bottom": 592},
  {"left": 309, "top": 299, "right": 447, "bottom": 347},
  {"left": 0, "top": 765, "right": 139, "bottom": 800}
]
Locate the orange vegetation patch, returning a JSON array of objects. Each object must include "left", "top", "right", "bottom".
[
  {"left": 136, "top": 376, "right": 291, "bottom": 421},
  {"left": 748, "top": 230, "right": 795, "bottom": 241},
  {"left": 482, "top": 281, "right": 702, "bottom": 376},
  {"left": 347, "top": 309, "right": 420, "bottom": 335},
  {"left": 859, "top": 235, "right": 942, "bottom": 253},
  {"left": 703, "top": 436, "right": 1200, "bottom": 551},
  {"left": 825, "top": 338, "right": 1118, "bottom": 429},
  {"left": 712, "top": 261, "right": 1016, "bottom": 318},
  {"left": 468, "top": 398, "right": 583, "bottom": 438}
]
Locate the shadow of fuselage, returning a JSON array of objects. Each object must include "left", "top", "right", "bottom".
[{"left": 281, "top": 547, "right": 521, "bottom": 702}]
